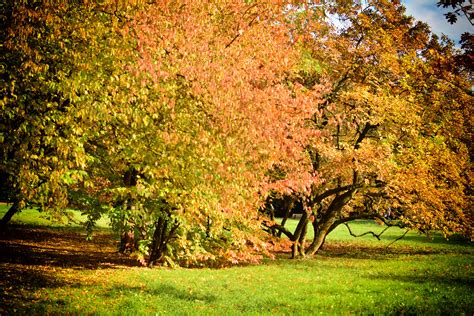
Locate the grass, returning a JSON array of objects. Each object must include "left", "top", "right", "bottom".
[
  {"left": 25, "top": 254, "right": 473, "bottom": 315},
  {"left": 0, "top": 203, "right": 110, "bottom": 229},
  {"left": 0, "top": 205, "right": 473, "bottom": 315},
  {"left": 282, "top": 217, "right": 470, "bottom": 251}
]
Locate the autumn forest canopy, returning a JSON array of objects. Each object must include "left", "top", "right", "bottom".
[{"left": 0, "top": 0, "right": 472, "bottom": 267}]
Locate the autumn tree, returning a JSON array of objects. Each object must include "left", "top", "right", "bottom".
[
  {"left": 264, "top": 0, "right": 472, "bottom": 256},
  {"left": 437, "top": 0, "right": 473, "bottom": 25},
  {"left": 1, "top": 0, "right": 318, "bottom": 266},
  {"left": 3, "top": 0, "right": 470, "bottom": 266},
  {"left": 0, "top": 1, "right": 92, "bottom": 228}
]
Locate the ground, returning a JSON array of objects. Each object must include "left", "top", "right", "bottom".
[
  {"left": 0, "top": 225, "right": 139, "bottom": 313},
  {"left": 0, "top": 220, "right": 472, "bottom": 315}
]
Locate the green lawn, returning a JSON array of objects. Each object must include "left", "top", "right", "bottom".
[
  {"left": 0, "top": 205, "right": 472, "bottom": 315},
  {"left": 27, "top": 253, "right": 473, "bottom": 315},
  {"left": 0, "top": 203, "right": 110, "bottom": 228}
]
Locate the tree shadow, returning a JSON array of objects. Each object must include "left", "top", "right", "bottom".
[
  {"left": 0, "top": 225, "right": 141, "bottom": 313},
  {"left": 368, "top": 272, "right": 474, "bottom": 287},
  {"left": 271, "top": 240, "right": 472, "bottom": 261},
  {"left": 316, "top": 241, "right": 473, "bottom": 260},
  {"left": 390, "top": 233, "right": 471, "bottom": 246},
  {"left": 102, "top": 284, "right": 218, "bottom": 303},
  {"left": 0, "top": 225, "right": 140, "bottom": 269},
  {"left": 368, "top": 271, "right": 474, "bottom": 315},
  {"left": 0, "top": 263, "right": 70, "bottom": 314}
]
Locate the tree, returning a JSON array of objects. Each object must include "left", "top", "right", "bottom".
[
  {"left": 437, "top": 0, "right": 473, "bottom": 25},
  {"left": 2, "top": 0, "right": 471, "bottom": 266},
  {"left": 436, "top": 0, "right": 473, "bottom": 74},
  {"left": 264, "top": 0, "right": 472, "bottom": 257},
  {"left": 1, "top": 0, "right": 317, "bottom": 266},
  {"left": 0, "top": 1, "right": 93, "bottom": 229}
]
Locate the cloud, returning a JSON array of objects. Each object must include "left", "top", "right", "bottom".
[{"left": 402, "top": 0, "right": 472, "bottom": 43}]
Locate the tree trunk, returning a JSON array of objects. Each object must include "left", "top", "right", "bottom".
[
  {"left": 291, "top": 212, "right": 308, "bottom": 258},
  {"left": 0, "top": 201, "right": 20, "bottom": 231},
  {"left": 148, "top": 216, "right": 180, "bottom": 267},
  {"left": 278, "top": 199, "right": 295, "bottom": 238},
  {"left": 305, "top": 189, "right": 357, "bottom": 256},
  {"left": 297, "top": 217, "right": 308, "bottom": 257},
  {"left": 119, "top": 230, "right": 136, "bottom": 254},
  {"left": 305, "top": 216, "right": 336, "bottom": 255}
]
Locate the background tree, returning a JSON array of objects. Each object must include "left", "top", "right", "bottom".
[{"left": 0, "top": 2, "right": 93, "bottom": 228}]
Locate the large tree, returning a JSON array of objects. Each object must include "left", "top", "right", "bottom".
[
  {"left": 264, "top": 0, "right": 472, "bottom": 257},
  {"left": 1, "top": 0, "right": 471, "bottom": 266},
  {"left": 1, "top": 0, "right": 317, "bottom": 266}
]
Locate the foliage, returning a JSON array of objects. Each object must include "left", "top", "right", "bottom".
[
  {"left": 437, "top": 0, "right": 473, "bottom": 25},
  {"left": 263, "top": 0, "right": 473, "bottom": 256},
  {"left": 1, "top": 0, "right": 472, "bottom": 265},
  {"left": 1, "top": 0, "right": 317, "bottom": 265}
]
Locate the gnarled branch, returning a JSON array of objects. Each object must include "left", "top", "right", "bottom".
[{"left": 343, "top": 222, "right": 389, "bottom": 240}]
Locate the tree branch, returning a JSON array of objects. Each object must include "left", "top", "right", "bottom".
[
  {"left": 386, "top": 229, "right": 410, "bottom": 248},
  {"left": 310, "top": 184, "right": 355, "bottom": 205},
  {"left": 354, "top": 122, "right": 378, "bottom": 150},
  {"left": 343, "top": 222, "right": 389, "bottom": 240},
  {"left": 327, "top": 212, "right": 405, "bottom": 235},
  {"left": 262, "top": 221, "right": 294, "bottom": 240}
]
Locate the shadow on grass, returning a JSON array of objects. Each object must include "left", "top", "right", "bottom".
[
  {"left": 0, "top": 263, "right": 70, "bottom": 314},
  {"left": 0, "top": 224, "right": 140, "bottom": 269},
  {"left": 316, "top": 241, "right": 472, "bottom": 260},
  {"left": 103, "top": 284, "right": 218, "bottom": 303},
  {"left": 374, "top": 273, "right": 474, "bottom": 316},
  {"left": 369, "top": 271, "right": 474, "bottom": 287},
  {"left": 388, "top": 232, "right": 471, "bottom": 246},
  {"left": 271, "top": 240, "right": 472, "bottom": 262},
  {"left": 0, "top": 224, "right": 140, "bottom": 313},
  {"left": 384, "top": 300, "right": 473, "bottom": 316}
]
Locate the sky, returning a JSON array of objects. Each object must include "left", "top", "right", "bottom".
[{"left": 401, "top": 0, "right": 473, "bottom": 44}]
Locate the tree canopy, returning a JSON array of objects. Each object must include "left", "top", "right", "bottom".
[{"left": 1, "top": 0, "right": 472, "bottom": 266}]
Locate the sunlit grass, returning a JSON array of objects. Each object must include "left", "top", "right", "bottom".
[
  {"left": 1, "top": 205, "right": 472, "bottom": 315},
  {"left": 19, "top": 250, "right": 474, "bottom": 315},
  {"left": 0, "top": 203, "right": 110, "bottom": 229}
]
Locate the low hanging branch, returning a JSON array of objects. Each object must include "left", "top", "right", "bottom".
[
  {"left": 342, "top": 215, "right": 411, "bottom": 247},
  {"left": 386, "top": 229, "right": 410, "bottom": 248},
  {"left": 343, "top": 222, "right": 390, "bottom": 240},
  {"left": 262, "top": 221, "right": 295, "bottom": 240}
]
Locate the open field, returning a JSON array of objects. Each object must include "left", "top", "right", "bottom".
[{"left": 0, "top": 205, "right": 473, "bottom": 315}]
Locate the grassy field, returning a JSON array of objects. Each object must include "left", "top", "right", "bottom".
[{"left": 0, "top": 205, "right": 473, "bottom": 315}]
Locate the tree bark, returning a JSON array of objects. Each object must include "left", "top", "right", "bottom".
[
  {"left": 291, "top": 212, "right": 308, "bottom": 258},
  {"left": 305, "top": 216, "right": 336, "bottom": 255},
  {"left": 278, "top": 199, "right": 295, "bottom": 238},
  {"left": 0, "top": 201, "right": 20, "bottom": 231},
  {"left": 305, "top": 189, "right": 357, "bottom": 255},
  {"left": 148, "top": 216, "right": 180, "bottom": 267},
  {"left": 297, "top": 216, "right": 308, "bottom": 257}
]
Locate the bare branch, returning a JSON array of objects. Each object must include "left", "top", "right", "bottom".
[
  {"left": 343, "top": 222, "right": 389, "bottom": 240},
  {"left": 386, "top": 229, "right": 410, "bottom": 248},
  {"left": 262, "top": 221, "right": 295, "bottom": 240},
  {"left": 327, "top": 212, "right": 405, "bottom": 235}
]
